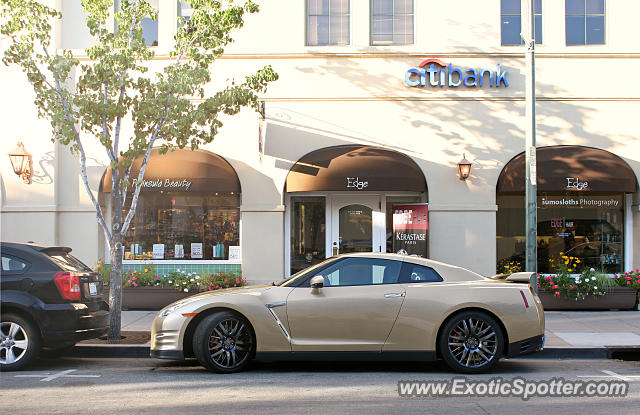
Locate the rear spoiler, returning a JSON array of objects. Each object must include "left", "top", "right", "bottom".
[
  {"left": 37, "top": 246, "right": 72, "bottom": 254},
  {"left": 490, "top": 272, "right": 538, "bottom": 293}
]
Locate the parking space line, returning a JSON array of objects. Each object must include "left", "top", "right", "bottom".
[
  {"left": 15, "top": 369, "right": 101, "bottom": 382},
  {"left": 577, "top": 370, "right": 640, "bottom": 382}
]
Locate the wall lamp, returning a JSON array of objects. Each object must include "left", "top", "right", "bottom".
[
  {"left": 8, "top": 142, "right": 32, "bottom": 184},
  {"left": 457, "top": 153, "right": 472, "bottom": 181}
]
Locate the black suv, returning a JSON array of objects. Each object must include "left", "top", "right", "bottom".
[{"left": 1, "top": 242, "right": 109, "bottom": 370}]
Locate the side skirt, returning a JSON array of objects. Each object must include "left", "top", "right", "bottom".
[{"left": 255, "top": 350, "right": 437, "bottom": 362}]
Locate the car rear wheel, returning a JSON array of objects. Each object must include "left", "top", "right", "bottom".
[
  {"left": 193, "top": 311, "right": 255, "bottom": 374},
  {"left": 439, "top": 311, "right": 504, "bottom": 374},
  {"left": 0, "top": 314, "right": 40, "bottom": 371}
]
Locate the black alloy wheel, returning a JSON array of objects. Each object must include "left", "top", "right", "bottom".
[
  {"left": 193, "top": 311, "right": 255, "bottom": 373},
  {"left": 439, "top": 311, "right": 504, "bottom": 374}
]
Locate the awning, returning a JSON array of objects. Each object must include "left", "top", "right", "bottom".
[
  {"left": 497, "top": 145, "right": 638, "bottom": 193},
  {"left": 285, "top": 145, "right": 427, "bottom": 192},
  {"left": 100, "top": 148, "right": 240, "bottom": 193}
]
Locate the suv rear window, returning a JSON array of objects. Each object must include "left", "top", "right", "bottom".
[{"left": 47, "top": 252, "right": 92, "bottom": 272}]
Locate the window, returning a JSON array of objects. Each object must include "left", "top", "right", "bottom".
[
  {"left": 307, "top": 0, "right": 350, "bottom": 46},
  {"left": 399, "top": 263, "right": 443, "bottom": 283},
  {"left": 496, "top": 194, "right": 624, "bottom": 274},
  {"left": 386, "top": 196, "right": 423, "bottom": 253},
  {"left": 47, "top": 252, "right": 92, "bottom": 272},
  {"left": 370, "top": 0, "right": 414, "bottom": 45},
  {"left": 1, "top": 255, "right": 29, "bottom": 273},
  {"left": 501, "top": 0, "right": 542, "bottom": 46},
  {"left": 302, "top": 257, "right": 402, "bottom": 287},
  {"left": 115, "top": 0, "right": 158, "bottom": 46},
  {"left": 290, "top": 196, "right": 326, "bottom": 274},
  {"left": 178, "top": 1, "right": 194, "bottom": 26},
  {"left": 123, "top": 192, "right": 240, "bottom": 260},
  {"left": 566, "top": 0, "right": 605, "bottom": 45}
]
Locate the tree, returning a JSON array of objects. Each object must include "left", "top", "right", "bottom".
[{"left": 1, "top": 0, "right": 277, "bottom": 339}]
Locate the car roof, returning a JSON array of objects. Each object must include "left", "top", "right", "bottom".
[
  {"left": 1, "top": 241, "right": 72, "bottom": 254},
  {"left": 337, "top": 252, "right": 486, "bottom": 282}
]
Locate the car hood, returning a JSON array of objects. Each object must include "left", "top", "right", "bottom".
[{"left": 161, "top": 285, "right": 273, "bottom": 310}]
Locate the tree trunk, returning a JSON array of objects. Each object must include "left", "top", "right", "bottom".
[{"left": 107, "top": 231, "right": 123, "bottom": 340}]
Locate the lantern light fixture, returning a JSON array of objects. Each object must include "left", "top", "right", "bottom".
[
  {"left": 8, "top": 142, "right": 32, "bottom": 184},
  {"left": 457, "top": 153, "right": 472, "bottom": 181}
]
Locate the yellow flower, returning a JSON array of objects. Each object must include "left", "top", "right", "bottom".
[
  {"left": 145, "top": 268, "right": 149, "bottom": 272},
  {"left": 576, "top": 259, "right": 581, "bottom": 263},
  {"left": 568, "top": 269, "right": 572, "bottom": 272},
  {"left": 565, "top": 261, "right": 569, "bottom": 265}
]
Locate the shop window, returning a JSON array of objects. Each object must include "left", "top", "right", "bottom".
[
  {"left": 370, "top": 0, "right": 414, "bottom": 46},
  {"left": 566, "top": 0, "right": 605, "bottom": 45},
  {"left": 307, "top": 0, "right": 350, "bottom": 46},
  {"left": 123, "top": 192, "right": 240, "bottom": 260},
  {"left": 290, "top": 196, "right": 326, "bottom": 274},
  {"left": 501, "top": 0, "right": 542, "bottom": 46},
  {"left": 178, "top": 1, "right": 194, "bottom": 26},
  {"left": 496, "top": 193, "right": 624, "bottom": 274}
]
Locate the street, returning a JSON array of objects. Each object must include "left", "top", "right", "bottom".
[{"left": 2, "top": 354, "right": 639, "bottom": 414}]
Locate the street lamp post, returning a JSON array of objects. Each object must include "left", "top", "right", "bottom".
[{"left": 523, "top": 0, "right": 537, "bottom": 273}]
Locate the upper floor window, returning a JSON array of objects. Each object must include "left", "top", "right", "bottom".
[
  {"left": 307, "top": 0, "right": 350, "bottom": 46},
  {"left": 501, "top": 0, "right": 542, "bottom": 46},
  {"left": 178, "top": 1, "right": 194, "bottom": 25},
  {"left": 370, "top": 0, "right": 414, "bottom": 46},
  {"left": 115, "top": 0, "right": 158, "bottom": 46},
  {"left": 566, "top": 0, "right": 605, "bottom": 45}
]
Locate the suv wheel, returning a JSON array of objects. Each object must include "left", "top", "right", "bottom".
[
  {"left": 1, "top": 314, "right": 40, "bottom": 371},
  {"left": 193, "top": 311, "right": 255, "bottom": 373},
  {"left": 439, "top": 311, "right": 504, "bottom": 374}
]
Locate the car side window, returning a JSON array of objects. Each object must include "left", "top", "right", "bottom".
[
  {"left": 399, "top": 263, "right": 443, "bottom": 283},
  {"left": 1, "top": 255, "right": 29, "bottom": 275},
  {"left": 298, "top": 257, "right": 402, "bottom": 287}
]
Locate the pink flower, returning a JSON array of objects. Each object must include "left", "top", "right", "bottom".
[
  {"left": 636, "top": 269, "right": 639, "bottom": 272},
  {"left": 133, "top": 282, "right": 138, "bottom": 287},
  {"left": 132, "top": 277, "right": 137, "bottom": 280},
  {"left": 127, "top": 270, "right": 131, "bottom": 274},
  {"left": 235, "top": 278, "right": 240, "bottom": 283},
  {"left": 554, "top": 292, "right": 560, "bottom": 296},
  {"left": 544, "top": 276, "right": 549, "bottom": 281},
  {"left": 224, "top": 279, "right": 228, "bottom": 282},
  {"left": 156, "top": 275, "right": 159, "bottom": 279},
  {"left": 553, "top": 285, "right": 558, "bottom": 289},
  {"left": 628, "top": 281, "right": 631, "bottom": 285},
  {"left": 217, "top": 273, "right": 221, "bottom": 276},
  {"left": 569, "top": 285, "right": 574, "bottom": 289}
]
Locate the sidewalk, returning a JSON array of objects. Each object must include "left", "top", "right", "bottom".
[{"left": 83, "top": 310, "right": 640, "bottom": 350}]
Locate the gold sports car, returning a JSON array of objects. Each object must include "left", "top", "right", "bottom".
[{"left": 151, "top": 253, "right": 544, "bottom": 373}]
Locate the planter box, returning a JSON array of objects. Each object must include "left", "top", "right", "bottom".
[
  {"left": 102, "top": 287, "right": 201, "bottom": 310},
  {"left": 539, "top": 287, "right": 638, "bottom": 311}
]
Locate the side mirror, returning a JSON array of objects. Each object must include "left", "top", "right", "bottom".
[{"left": 310, "top": 275, "right": 324, "bottom": 289}]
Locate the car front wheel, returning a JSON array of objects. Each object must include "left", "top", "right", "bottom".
[
  {"left": 439, "top": 311, "right": 504, "bottom": 374},
  {"left": 1, "top": 314, "right": 40, "bottom": 371},
  {"left": 193, "top": 311, "right": 255, "bottom": 373}
]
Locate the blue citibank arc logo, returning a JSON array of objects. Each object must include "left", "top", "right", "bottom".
[{"left": 405, "top": 58, "right": 509, "bottom": 88}]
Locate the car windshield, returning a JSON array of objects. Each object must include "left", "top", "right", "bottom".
[{"left": 276, "top": 258, "right": 338, "bottom": 287}]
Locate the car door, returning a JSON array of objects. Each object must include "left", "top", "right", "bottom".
[{"left": 285, "top": 257, "right": 405, "bottom": 352}]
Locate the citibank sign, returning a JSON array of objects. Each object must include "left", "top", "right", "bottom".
[{"left": 405, "top": 58, "right": 509, "bottom": 88}]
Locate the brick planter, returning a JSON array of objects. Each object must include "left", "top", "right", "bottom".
[
  {"left": 538, "top": 287, "right": 638, "bottom": 311},
  {"left": 102, "top": 287, "right": 202, "bottom": 310}
]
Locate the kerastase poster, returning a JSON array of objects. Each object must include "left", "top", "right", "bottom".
[{"left": 392, "top": 204, "right": 428, "bottom": 257}]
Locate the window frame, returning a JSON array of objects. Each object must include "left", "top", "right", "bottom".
[
  {"left": 500, "top": 0, "right": 542, "bottom": 46},
  {"left": 565, "top": 0, "right": 606, "bottom": 46},
  {"left": 306, "top": 0, "right": 351, "bottom": 46},
  {"left": 369, "top": 0, "right": 414, "bottom": 46}
]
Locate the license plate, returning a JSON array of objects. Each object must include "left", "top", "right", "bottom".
[{"left": 89, "top": 282, "right": 98, "bottom": 296}]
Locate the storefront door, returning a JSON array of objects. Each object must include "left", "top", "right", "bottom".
[{"left": 329, "top": 195, "right": 384, "bottom": 256}]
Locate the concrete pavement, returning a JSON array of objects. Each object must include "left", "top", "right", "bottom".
[{"left": 99, "top": 310, "right": 640, "bottom": 349}]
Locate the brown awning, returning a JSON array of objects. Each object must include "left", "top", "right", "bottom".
[
  {"left": 285, "top": 145, "right": 427, "bottom": 192},
  {"left": 100, "top": 148, "right": 240, "bottom": 193},
  {"left": 497, "top": 145, "right": 638, "bottom": 193}
]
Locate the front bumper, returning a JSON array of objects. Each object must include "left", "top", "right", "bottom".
[
  {"left": 507, "top": 334, "right": 545, "bottom": 357},
  {"left": 150, "top": 349, "right": 185, "bottom": 360}
]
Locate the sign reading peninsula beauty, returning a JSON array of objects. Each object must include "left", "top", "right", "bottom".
[
  {"left": 405, "top": 58, "right": 509, "bottom": 88},
  {"left": 141, "top": 178, "right": 193, "bottom": 191}
]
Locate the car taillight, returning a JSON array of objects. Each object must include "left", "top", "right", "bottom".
[
  {"left": 520, "top": 290, "right": 530, "bottom": 308},
  {"left": 53, "top": 272, "right": 81, "bottom": 300}
]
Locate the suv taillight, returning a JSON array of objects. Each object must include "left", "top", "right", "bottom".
[{"left": 53, "top": 272, "right": 81, "bottom": 300}]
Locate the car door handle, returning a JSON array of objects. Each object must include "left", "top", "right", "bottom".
[{"left": 384, "top": 292, "right": 405, "bottom": 298}]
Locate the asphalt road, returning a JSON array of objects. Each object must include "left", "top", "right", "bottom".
[{"left": 2, "top": 355, "right": 639, "bottom": 414}]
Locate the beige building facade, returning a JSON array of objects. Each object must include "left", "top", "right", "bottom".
[{"left": 1, "top": 1, "right": 639, "bottom": 284}]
